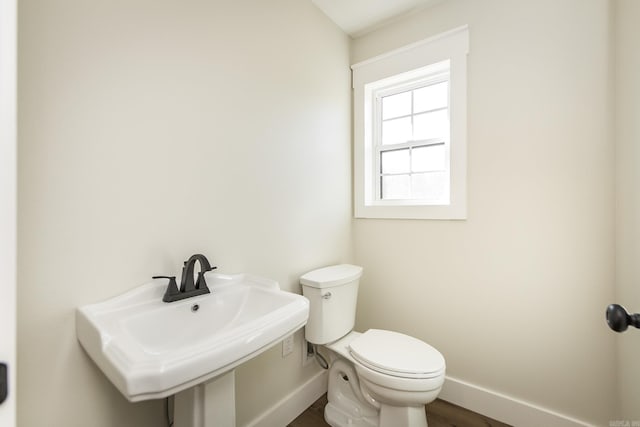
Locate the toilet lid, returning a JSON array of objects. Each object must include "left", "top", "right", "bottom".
[{"left": 349, "top": 329, "right": 445, "bottom": 379}]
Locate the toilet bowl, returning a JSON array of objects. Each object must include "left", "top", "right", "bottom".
[
  {"left": 323, "top": 330, "right": 445, "bottom": 427},
  {"left": 300, "top": 265, "right": 446, "bottom": 427}
]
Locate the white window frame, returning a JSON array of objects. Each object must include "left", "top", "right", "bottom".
[{"left": 352, "top": 26, "right": 469, "bottom": 220}]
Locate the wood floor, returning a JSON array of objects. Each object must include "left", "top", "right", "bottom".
[{"left": 287, "top": 394, "right": 512, "bottom": 427}]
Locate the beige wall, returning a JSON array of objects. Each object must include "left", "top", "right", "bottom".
[
  {"left": 351, "top": 0, "right": 616, "bottom": 424},
  {"left": 614, "top": 0, "right": 640, "bottom": 421},
  {"left": 17, "top": 0, "right": 636, "bottom": 425},
  {"left": 17, "top": 1, "right": 351, "bottom": 426}
]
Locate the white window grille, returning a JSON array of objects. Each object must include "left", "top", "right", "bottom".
[{"left": 375, "top": 75, "right": 449, "bottom": 203}]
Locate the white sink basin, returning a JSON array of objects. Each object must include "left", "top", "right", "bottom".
[{"left": 76, "top": 272, "right": 309, "bottom": 402}]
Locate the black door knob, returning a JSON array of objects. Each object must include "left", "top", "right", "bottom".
[{"left": 606, "top": 304, "right": 640, "bottom": 332}]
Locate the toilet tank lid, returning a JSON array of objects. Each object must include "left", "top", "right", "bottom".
[{"left": 300, "top": 264, "right": 363, "bottom": 288}]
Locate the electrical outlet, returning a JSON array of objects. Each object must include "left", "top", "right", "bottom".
[
  {"left": 282, "top": 335, "right": 294, "bottom": 357},
  {"left": 302, "top": 339, "right": 315, "bottom": 367}
]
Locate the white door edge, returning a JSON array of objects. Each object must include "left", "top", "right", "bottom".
[{"left": 0, "top": 0, "right": 17, "bottom": 424}]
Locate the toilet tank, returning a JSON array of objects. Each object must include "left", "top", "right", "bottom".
[{"left": 300, "top": 264, "right": 363, "bottom": 345}]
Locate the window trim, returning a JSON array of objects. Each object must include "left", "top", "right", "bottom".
[{"left": 352, "top": 26, "right": 469, "bottom": 220}]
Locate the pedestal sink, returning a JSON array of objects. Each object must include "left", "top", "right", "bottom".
[{"left": 76, "top": 272, "right": 309, "bottom": 427}]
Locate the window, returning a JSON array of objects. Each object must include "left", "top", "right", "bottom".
[
  {"left": 352, "top": 26, "right": 469, "bottom": 219},
  {"left": 375, "top": 69, "right": 450, "bottom": 203}
]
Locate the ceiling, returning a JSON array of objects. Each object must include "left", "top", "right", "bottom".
[{"left": 311, "top": 0, "right": 444, "bottom": 37}]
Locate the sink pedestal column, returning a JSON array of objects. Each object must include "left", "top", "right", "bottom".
[{"left": 174, "top": 370, "right": 236, "bottom": 427}]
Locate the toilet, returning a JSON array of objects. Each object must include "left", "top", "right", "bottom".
[{"left": 300, "top": 264, "right": 445, "bottom": 427}]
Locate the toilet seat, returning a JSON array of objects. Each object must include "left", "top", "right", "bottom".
[{"left": 349, "top": 329, "right": 445, "bottom": 379}]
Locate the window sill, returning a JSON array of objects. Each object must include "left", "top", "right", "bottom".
[{"left": 354, "top": 203, "right": 467, "bottom": 220}]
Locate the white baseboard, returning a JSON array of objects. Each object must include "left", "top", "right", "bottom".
[
  {"left": 243, "top": 370, "right": 328, "bottom": 427},
  {"left": 243, "top": 371, "right": 596, "bottom": 427},
  {"left": 439, "top": 376, "right": 596, "bottom": 427}
]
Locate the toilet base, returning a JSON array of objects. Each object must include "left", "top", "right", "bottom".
[
  {"left": 379, "top": 404, "right": 428, "bottom": 427},
  {"left": 325, "top": 402, "right": 377, "bottom": 427},
  {"left": 325, "top": 400, "right": 429, "bottom": 427},
  {"left": 324, "top": 358, "right": 378, "bottom": 427}
]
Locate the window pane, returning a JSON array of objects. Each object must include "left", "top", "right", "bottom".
[
  {"left": 382, "top": 116, "right": 412, "bottom": 145},
  {"left": 413, "top": 81, "right": 448, "bottom": 113},
  {"left": 411, "top": 172, "right": 447, "bottom": 201},
  {"left": 413, "top": 110, "right": 449, "bottom": 141},
  {"left": 382, "top": 91, "right": 411, "bottom": 120},
  {"left": 412, "top": 144, "right": 446, "bottom": 172},
  {"left": 381, "top": 148, "right": 410, "bottom": 174},
  {"left": 381, "top": 174, "right": 410, "bottom": 199}
]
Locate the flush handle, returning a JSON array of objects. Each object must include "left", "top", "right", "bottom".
[{"left": 322, "top": 292, "right": 332, "bottom": 300}]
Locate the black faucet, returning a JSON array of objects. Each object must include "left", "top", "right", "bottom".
[{"left": 153, "top": 254, "right": 217, "bottom": 302}]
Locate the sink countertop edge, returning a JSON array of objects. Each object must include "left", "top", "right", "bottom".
[
  {"left": 120, "top": 296, "right": 310, "bottom": 400},
  {"left": 125, "top": 314, "right": 309, "bottom": 402}
]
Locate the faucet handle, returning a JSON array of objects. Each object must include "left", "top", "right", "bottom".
[{"left": 153, "top": 276, "right": 180, "bottom": 302}]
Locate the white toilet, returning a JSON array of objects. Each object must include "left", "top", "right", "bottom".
[{"left": 300, "top": 264, "right": 445, "bottom": 427}]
